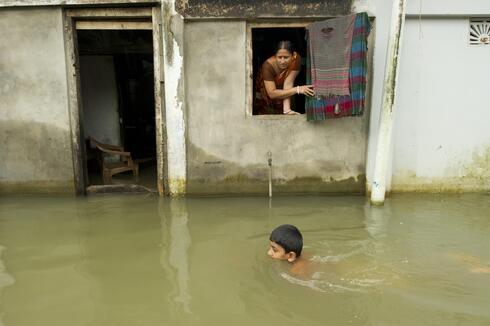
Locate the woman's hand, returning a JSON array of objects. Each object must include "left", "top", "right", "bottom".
[{"left": 297, "top": 85, "right": 315, "bottom": 97}]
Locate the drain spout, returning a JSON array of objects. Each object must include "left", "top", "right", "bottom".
[{"left": 267, "top": 151, "right": 272, "bottom": 198}]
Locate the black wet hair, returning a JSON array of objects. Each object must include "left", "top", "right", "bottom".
[
  {"left": 270, "top": 224, "right": 303, "bottom": 257},
  {"left": 275, "top": 40, "right": 294, "bottom": 55}
]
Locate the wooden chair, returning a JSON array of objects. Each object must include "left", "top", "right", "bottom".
[{"left": 88, "top": 137, "right": 139, "bottom": 184}]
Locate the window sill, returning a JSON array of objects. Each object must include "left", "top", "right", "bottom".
[{"left": 249, "top": 114, "right": 305, "bottom": 120}]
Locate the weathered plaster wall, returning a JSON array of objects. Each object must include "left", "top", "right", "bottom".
[
  {"left": 0, "top": 0, "right": 157, "bottom": 8},
  {"left": 80, "top": 55, "right": 121, "bottom": 147},
  {"left": 184, "top": 21, "right": 370, "bottom": 195},
  {"left": 161, "top": 0, "right": 187, "bottom": 195},
  {"left": 176, "top": 0, "right": 353, "bottom": 18},
  {"left": 392, "top": 17, "right": 490, "bottom": 192},
  {"left": 0, "top": 8, "right": 74, "bottom": 194}
]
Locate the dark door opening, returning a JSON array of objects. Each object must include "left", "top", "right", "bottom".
[
  {"left": 252, "top": 27, "right": 307, "bottom": 115},
  {"left": 77, "top": 29, "right": 157, "bottom": 190}
]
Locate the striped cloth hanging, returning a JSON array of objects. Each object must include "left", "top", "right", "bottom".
[
  {"left": 305, "top": 12, "right": 371, "bottom": 121},
  {"left": 306, "top": 14, "right": 356, "bottom": 97}
]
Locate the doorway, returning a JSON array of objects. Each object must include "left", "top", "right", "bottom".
[
  {"left": 64, "top": 8, "right": 165, "bottom": 194},
  {"left": 78, "top": 29, "right": 156, "bottom": 189}
]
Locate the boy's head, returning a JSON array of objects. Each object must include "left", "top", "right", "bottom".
[{"left": 268, "top": 224, "right": 303, "bottom": 262}]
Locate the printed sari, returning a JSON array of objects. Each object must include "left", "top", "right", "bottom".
[{"left": 254, "top": 52, "right": 301, "bottom": 115}]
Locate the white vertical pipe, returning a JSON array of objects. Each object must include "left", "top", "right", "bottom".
[
  {"left": 161, "top": 0, "right": 187, "bottom": 196},
  {"left": 371, "top": 0, "right": 407, "bottom": 205}
]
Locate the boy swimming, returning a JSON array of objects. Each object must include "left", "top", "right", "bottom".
[{"left": 267, "top": 224, "right": 310, "bottom": 276}]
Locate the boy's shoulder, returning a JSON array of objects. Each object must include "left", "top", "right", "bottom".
[{"left": 290, "top": 253, "right": 312, "bottom": 277}]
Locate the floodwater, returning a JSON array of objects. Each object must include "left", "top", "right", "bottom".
[{"left": 0, "top": 194, "right": 489, "bottom": 326}]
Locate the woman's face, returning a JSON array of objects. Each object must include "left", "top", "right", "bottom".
[{"left": 275, "top": 49, "right": 292, "bottom": 70}]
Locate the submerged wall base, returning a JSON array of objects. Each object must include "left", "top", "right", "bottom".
[
  {"left": 0, "top": 181, "right": 74, "bottom": 195},
  {"left": 187, "top": 175, "right": 365, "bottom": 196}
]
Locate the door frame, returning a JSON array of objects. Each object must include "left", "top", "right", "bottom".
[{"left": 63, "top": 6, "right": 167, "bottom": 195}]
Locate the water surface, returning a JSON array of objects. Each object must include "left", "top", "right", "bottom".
[{"left": 0, "top": 194, "right": 489, "bottom": 325}]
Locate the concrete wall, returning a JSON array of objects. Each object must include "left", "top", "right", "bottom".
[
  {"left": 364, "top": 0, "right": 490, "bottom": 193},
  {"left": 1, "top": 0, "right": 488, "bottom": 195},
  {"left": 176, "top": 0, "right": 354, "bottom": 18},
  {"left": 365, "top": 0, "right": 490, "bottom": 193},
  {"left": 0, "top": 0, "right": 156, "bottom": 8},
  {"left": 80, "top": 55, "right": 121, "bottom": 147},
  {"left": 184, "top": 0, "right": 490, "bottom": 195},
  {"left": 184, "top": 21, "right": 371, "bottom": 195},
  {"left": 0, "top": 8, "right": 74, "bottom": 194},
  {"left": 405, "top": 0, "right": 490, "bottom": 16},
  {"left": 391, "top": 17, "right": 490, "bottom": 192}
]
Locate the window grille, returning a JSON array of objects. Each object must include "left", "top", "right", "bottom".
[{"left": 469, "top": 18, "right": 490, "bottom": 45}]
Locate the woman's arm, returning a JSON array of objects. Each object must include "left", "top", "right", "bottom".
[
  {"left": 282, "top": 70, "right": 299, "bottom": 112},
  {"left": 264, "top": 79, "right": 314, "bottom": 100}
]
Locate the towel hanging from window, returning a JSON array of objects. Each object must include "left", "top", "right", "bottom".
[
  {"left": 306, "top": 12, "right": 371, "bottom": 121},
  {"left": 306, "top": 14, "right": 356, "bottom": 97}
]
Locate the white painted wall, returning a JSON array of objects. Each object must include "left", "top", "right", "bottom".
[
  {"left": 80, "top": 55, "right": 121, "bottom": 147},
  {"left": 366, "top": 0, "right": 490, "bottom": 192},
  {"left": 391, "top": 17, "right": 490, "bottom": 191},
  {"left": 406, "top": 0, "right": 490, "bottom": 16},
  {"left": 365, "top": 0, "right": 396, "bottom": 192}
]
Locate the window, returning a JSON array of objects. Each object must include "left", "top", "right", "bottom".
[
  {"left": 248, "top": 25, "right": 308, "bottom": 116},
  {"left": 469, "top": 18, "right": 490, "bottom": 45}
]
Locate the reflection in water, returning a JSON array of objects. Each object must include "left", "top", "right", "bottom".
[
  {"left": 159, "top": 199, "right": 192, "bottom": 314},
  {"left": 0, "top": 245, "right": 15, "bottom": 326},
  {"left": 73, "top": 198, "right": 96, "bottom": 325},
  {"left": 0, "top": 195, "right": 489, "bottom": 325},
  {"left": 364, "top": 201, "right": 390, "bottom": 240}
]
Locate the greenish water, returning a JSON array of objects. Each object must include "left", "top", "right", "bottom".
[{"left": 0, "top": 194, "right": 489, "bottom": 326}]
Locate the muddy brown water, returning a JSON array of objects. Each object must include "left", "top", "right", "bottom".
[{"left": 0, "top": 194, "right": 489, "bottom": 325}]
